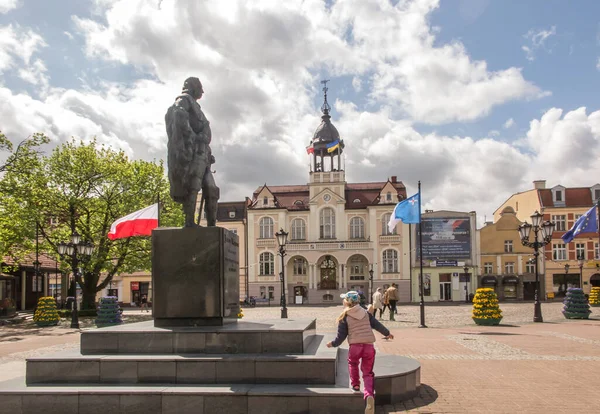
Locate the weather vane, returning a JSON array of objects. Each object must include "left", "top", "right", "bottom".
[{"left": 320, "top": 79, "right": 330, "bottom": 115}]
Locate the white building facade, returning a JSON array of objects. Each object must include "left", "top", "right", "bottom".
[{"left": 247, "top": 89, "right": 411, "bottom": 305}]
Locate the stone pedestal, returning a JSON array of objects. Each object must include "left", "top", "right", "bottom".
[{"left": 152, "top": 226, "right": 239, "bottom": 327}]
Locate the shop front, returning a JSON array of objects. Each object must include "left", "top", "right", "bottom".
[
  {"left": 501, "top": 276, "right": 519, "bottom": 300},
  {"left": 480, "top": 275, "right": 498, "bottom": 293}
]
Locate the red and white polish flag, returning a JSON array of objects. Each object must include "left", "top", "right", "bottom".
[{"left": 107, "top": 203, "right": 159, "bottom": 240}]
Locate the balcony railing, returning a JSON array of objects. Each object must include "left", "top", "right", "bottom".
[
  {"left": 379, "top": 235, "right": 401, "bottom": 243},
  {"left": 286, "top": 240, "right": 372, "bottom": 251},
  {"left": 256, "top": 239, "right": 276, "bottom": 247}
]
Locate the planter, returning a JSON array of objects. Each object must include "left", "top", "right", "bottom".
[
  {"left": 35, "top": 320, "right": 59, "bottom": 327},
  {"left": 473, "top": 317, "right": 502, "bottom": 326},
  {"left": 563, "top": 311, "right": 590, "bottom": 320}
]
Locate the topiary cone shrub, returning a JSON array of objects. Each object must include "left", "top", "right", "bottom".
[
  {"left": 562, "top": 288, "right": 591, "bottom": 319},
  {"left": 33, "top": 296, "right": 60, "bottom": 326},
  {"left": 589, "top": 287, "right": 600, "bottom": 307},
  {"left": 472, "top": 288, "right": 503, "bottom": 326},
  {"left": 95, "top": 296, "right": 123, "bottom": 327}
]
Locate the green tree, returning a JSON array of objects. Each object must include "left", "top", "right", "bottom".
[
  {"left": 0, "top": 132, "right": 50, "bottom": 260},
  {"left": 1, "top": 136, "right": 183, "bottom": 309}
]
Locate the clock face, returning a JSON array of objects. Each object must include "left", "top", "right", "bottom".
[{"left": 323, "top": 194, "right": 331, "bottom": 202}]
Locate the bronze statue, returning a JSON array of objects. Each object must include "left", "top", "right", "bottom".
[{"left": 165, "top": 77, "right": 219, "bottom": 227}]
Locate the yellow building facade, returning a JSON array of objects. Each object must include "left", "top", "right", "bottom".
[
  {"left": 479, "top": 207, "right": 537, "bottom": 300},
  {"left": 494, "top": 180, "right": 600, "bottom": 298}
]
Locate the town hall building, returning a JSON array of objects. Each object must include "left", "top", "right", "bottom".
[{"left": 246, "top": 85, "right": 410, "bottom": 305}]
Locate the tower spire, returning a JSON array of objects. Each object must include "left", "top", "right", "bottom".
[{"left": 320, "top": 79, "right": 330, "bottom": 115}]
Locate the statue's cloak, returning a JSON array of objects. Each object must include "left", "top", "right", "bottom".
[{"left": 165, "top": 97, "right": 195, "bottom": 203}]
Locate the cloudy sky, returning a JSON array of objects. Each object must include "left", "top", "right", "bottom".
[{"left": 2, "top": 0, "right": 600, "bottom": 227}]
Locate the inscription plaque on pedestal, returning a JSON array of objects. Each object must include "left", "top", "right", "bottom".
[{"left": 152, "top": 226, "right": 239, "bottom": 326}]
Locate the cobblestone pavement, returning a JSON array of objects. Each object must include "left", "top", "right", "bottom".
[{"left": 1, "top": 303, "right": 599, "bottom": 413}]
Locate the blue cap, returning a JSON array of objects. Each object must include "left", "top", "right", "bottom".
[{"left": 340, "top": 291, "right": 360, "bottom": 303}]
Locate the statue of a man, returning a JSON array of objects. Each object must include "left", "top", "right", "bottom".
[{"left": 165, "top": 77, "right": 219, "bottom": 227}]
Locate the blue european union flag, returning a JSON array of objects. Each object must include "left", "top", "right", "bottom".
[
  {"left": 388, "top": 192, "right": 420, "bottom": 233},
  {"left": 561, "top": 205, "right": 597, "bottom": 243}
]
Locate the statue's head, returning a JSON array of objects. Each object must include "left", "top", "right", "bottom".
[{"left": 182, "top": 77, "right": 204, "bottom": 100}]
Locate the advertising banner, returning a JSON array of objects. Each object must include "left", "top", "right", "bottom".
[{"left": 417, "top": 217, "right": 471, "bottom": 259}]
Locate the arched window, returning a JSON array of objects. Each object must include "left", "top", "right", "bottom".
[
  {"left": 382, "top": 213, "right": 397, "bottom": 235},
  {"left": 386, "top": 192, "right": 392, "bottom": 202},
  {"left": 349, "top": 217, "right": 364, "bottom": 239},
  {"left": 291, "top": 218, "right": 306, "bottom": 240},
  {"left": 293, "top": 257, "right": 307, "bottom": 275},
  {"left": 259, "top": 217, "right": 274, "bottom": 239},
  {"left": 382, "top": 249, "right": 398, "bottom": 273},
  {"left": 320, "top": 208, "right": 335, "bottom": 239},
  {"left": 259, "top": 252, "right": 274, "bottom": 275}
]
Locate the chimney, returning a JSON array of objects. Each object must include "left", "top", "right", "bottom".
[
  {"left": 391, "top": 176, "right": 397, "bottom": 183},
  {"left": 533, "top": 180, "right": 546, "bottom": 190}
]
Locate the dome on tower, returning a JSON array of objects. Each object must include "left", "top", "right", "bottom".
[
  {"left": 312, "top": 114, "right": 340, "bottom": 145},
  {"left": 308, "top": 80, "right": 344, "bottom": 156}
]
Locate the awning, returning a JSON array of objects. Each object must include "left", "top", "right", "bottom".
[
  {"left": 480, "top": 275, "right": 497, "bottom": 285},
  {"left": 502, "top": 276, "right": 520, "bottom": 284}
]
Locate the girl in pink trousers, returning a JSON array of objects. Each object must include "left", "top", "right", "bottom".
[{"left": 327, "top": 291, "right": 394, "bottom": 414}]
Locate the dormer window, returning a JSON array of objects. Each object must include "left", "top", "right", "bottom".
[
  {"left": 263, "top": 196, "right": 268, "bottom": 206},
  {"left": 386, "top": 192, "right": 392, "bottom": 202},
  {"left": 555, "top": 190, "right": 562, "bottom": 202},
  {"left": 353, "top": 199, "right": 361, "bottom": 203},
  {"left": 294, "top": 200, "right": 303, "bottom": 205},
  {"left": 595, "top": 189, "right": 600, "bottom": 200},
  {"left": 229, "top": 211, "right": 235, "bottom": 218}
]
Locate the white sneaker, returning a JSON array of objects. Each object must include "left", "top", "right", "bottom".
[{"left": 365, "top": 395, "right": 374, "bottom": 414}]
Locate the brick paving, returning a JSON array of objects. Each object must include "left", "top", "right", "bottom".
[{"left": 1, "top": 303, "right": 599, "bottom": 413}]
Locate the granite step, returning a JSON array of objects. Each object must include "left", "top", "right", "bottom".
[
  {"left": 0, "top": 382, "right": 366, "bottom": 414},
  {"left": 26, "top": 346, "right": 337, "bottom": 385},
  {"left": 81, "top": 319, "right": 317, "bottom": 355}
]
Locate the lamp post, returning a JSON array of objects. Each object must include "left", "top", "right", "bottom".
[
  {"left": 275, "top": 228, "right": 288, "bottom": 319},
  {"left": 577, "top": 255, "right": 584, "bottom": 289},
  {"left": 57, "top": 231, "right": 94, "bottom": 329},
  {"left": 368, "top": 266, "right": 374, "bottom": 304},
  {"left": 564, "top": 263, "right": 570, "bottom": 295},
  {"left": 518, "top": 211, "right": 555, "bottom": 323},
  {"left": 463, "top": 265, "right": 470, "bottom": 303}
]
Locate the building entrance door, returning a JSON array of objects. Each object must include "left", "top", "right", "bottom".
[
  {"left": 319, "top": 256, "right": 337, "bottom": 290},
  {"left": 439, "top": 282, "right": 452, "bottom": 301},
  {"left": 523, "top": 282, "right": 535, "bottom": 300}
]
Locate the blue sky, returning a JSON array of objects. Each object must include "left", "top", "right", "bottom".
[{"left": 2, "top": 0, "right": 600, "bottom": 226}]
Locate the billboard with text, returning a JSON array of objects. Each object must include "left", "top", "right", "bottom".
[{"left": 417, "top": 217, "right": 471, "bottom": 259}]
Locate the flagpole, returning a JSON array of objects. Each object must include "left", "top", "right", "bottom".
[
  {"left": 408, "top": 223, "right": 413, "bottom": 303},
  {"left": 157, "top": 193, "right": 161, "bottom": 228},
  {"left": 597, "top": 198, "right": 600, "bottom": 261},
  {"left": 418, "top": 180, "right": 427, "bottom": 328}
]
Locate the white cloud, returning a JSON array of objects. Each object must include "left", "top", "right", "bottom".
[
  {"left": 503, "top": 118, "right": 515, "bottom": 129},
  {"left": 596, "top": 57, "right": 600, "bottom": 71},
  {"left": 71, "top": 0, "right": 547, "bottom": 126},
  {"left": 522, "top": 26, "right": 556, "bottom": 61},
  {"left": 488, "top": 130, "right": 500, "bottom": 137},
  {"left": 0, "top": 0, "right": 577, "bottom": 228},
  {"left": 0, "top": 0, "right": 20, "bottom": 14}
]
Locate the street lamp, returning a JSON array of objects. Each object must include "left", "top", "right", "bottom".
[
  {"left": 368, "top": 266, "right": 374, "bottom": 304},
  {"left": 275, "top": 228, "right": 288, "bottom": 319},
  {"left": 518, "top": 211, "right": 555, "bottom": 323},
  {"left": 578, "top": 255, "right": 584, "bottom": 289},
  {"left": 564, "top": 263, "right": 570, "bottom": 296},
  {"left": 463, "top": 265, "right": 470, "bottom": 303},
  {"left": 57, "top": 232, "right": 94, "bottom": 329}
]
